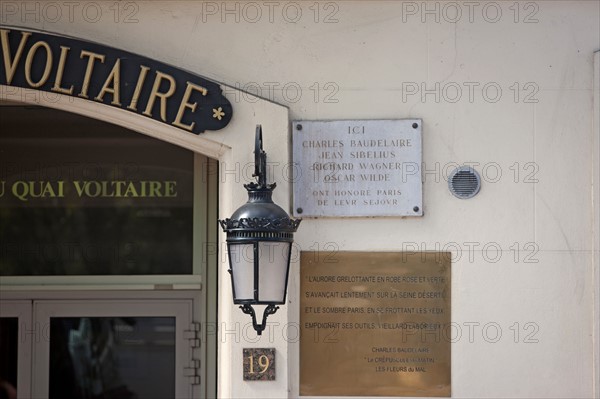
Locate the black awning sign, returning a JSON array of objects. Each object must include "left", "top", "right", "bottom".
[{"left": 0, "top": 27, "right": 233, "bottom": 133}]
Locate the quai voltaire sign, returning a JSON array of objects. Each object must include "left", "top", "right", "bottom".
[{"left": 0, "top": 27, "right": 233, "bottom": 133}]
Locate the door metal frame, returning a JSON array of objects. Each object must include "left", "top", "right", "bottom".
[
  {"left": 0, "top": 291, "right": 205, "bottom": 399},
  {"left": 31, "top": 297, "right": 194, "bottom": 398},
  {"left": 0, "top": 300, "right": 32, "bottom": 399}
]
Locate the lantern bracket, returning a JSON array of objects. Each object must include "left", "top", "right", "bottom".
[{"left": 240, "top": 303, "right": 279, "bottom": 335}]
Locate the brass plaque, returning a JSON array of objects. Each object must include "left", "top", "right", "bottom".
[{"left": 300, "top": 252, "right": 451, "bottom": 397}]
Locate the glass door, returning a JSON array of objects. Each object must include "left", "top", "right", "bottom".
[
  {"left": 30, "top": 299, "right": 195, "bottom": 399},
  {"left": 0, "top": 300, "right": 32, "bottom": 399}
]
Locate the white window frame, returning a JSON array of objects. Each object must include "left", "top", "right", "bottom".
[
  {"left": 593, "top": 50, "right": 600, "bottom": 399},
  {"left": 0, "top": 133, "right": 209, "bottom": 289}
]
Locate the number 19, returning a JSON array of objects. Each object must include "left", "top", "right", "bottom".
[{"left": 247, "top": 354, "right": 270, "bottom": 374}]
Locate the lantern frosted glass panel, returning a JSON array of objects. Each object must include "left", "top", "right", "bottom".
[
  {"left": 258, "top": 242, "right": 291, "bottom": 303},
  {"left": 229, "top": 244, "right": 255, "bottom": 301}
]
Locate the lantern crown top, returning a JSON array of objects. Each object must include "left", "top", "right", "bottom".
[{"left": 218, "top": 125, "right": 301, "bottom": 235}]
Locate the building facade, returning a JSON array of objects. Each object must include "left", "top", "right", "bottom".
[{"left": 0, "top": 1, "right": 599, "bottom": 398}]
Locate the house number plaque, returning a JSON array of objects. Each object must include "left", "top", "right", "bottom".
[{"left": 243, "top": 348, "right": 276, "bottom": 381}]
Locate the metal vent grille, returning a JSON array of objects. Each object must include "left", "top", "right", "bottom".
[{"left": 448, "top": 167, "right": 481, "bottom": 199}]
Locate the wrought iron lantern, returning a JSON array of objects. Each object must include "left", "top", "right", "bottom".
[{"left": 219, "top": 125, "right": 301, "bottom": 335}]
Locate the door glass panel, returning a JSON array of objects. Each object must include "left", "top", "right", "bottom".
[
  {"left": 0, "top": 317, "right": 18, "bottom": 398},
  {"left": 0, "top": 107, "right": 194, "bottom": 276},
  {"left": 49, "top": 317, "right": 175, "bottom": 399}
]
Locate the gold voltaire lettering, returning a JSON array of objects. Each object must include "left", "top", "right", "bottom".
[
  {"left": 71, "top": 180, "right": 176, "bottom": 197},
  {"left": 0, "top": 29, "right": 31, "bottom": 85},
  {"left": 40, "top": 182, "right": 57, "bottom": 197},
  {"left": 127, "top": 65, "right": 150, "bottom": 111},
  {"left": 95, "top": 58, "right": 121, "bottom": 105},
  {"left": 79, "top": 50, "right": 105, "bottom": 98},
  {"left": 172, "top": 81, "right": 208, "bottom": 131},
  {"left": 73, "top": 181, "right": 86, "bottom": 197},
  {"left": 11, "top": 181, "right": 28, "bottom": 201},
  {"left": 24, "top": 41, "right": 52, "bottom": 88},
  {"left": 143, "top": 71, "right": 176, "bottom": 121},
  {"left": 51, "top": 46, "right": 74, "bottom": 94},
  {"left": 100, "top": 181, "right": 115, "bottom": 197},
  {"left": 149, "top": 181, "right": 163, "bottom": 197},
  {"left": 57, "top": 181, "right": 64, "bottom": 197},
  {"left": 164, "top": 181, "right": 177, "bottom": 197},
  {"left": 123, "top": 182, "right": 139, "bottom": 197}
]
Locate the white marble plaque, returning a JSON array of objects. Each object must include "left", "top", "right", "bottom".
[{"left": 292, "top": 120, "right": 422, "bottom": 217}]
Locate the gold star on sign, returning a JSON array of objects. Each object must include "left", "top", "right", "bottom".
[{"left": 212, "top": 107, "right": 225, "bottom": 120}]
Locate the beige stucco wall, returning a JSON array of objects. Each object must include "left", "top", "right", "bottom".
[{"left": 1, "top": 1, "right": 599, "bottom": 398}]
